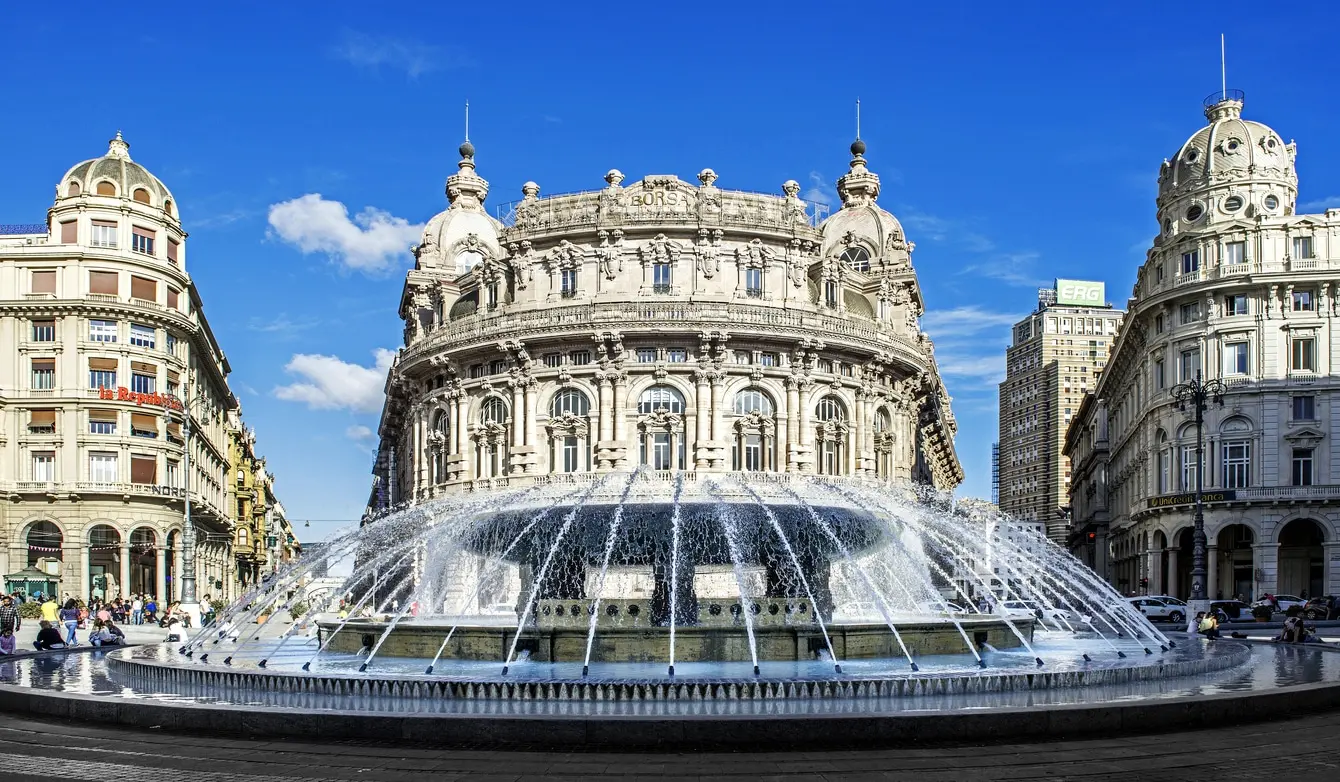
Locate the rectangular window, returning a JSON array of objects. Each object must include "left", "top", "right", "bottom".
[
  {"left": 31, "top": 360, "right": 55, "bottom": 390},
  {"left": 562, "top": 436, "right": 580, "bottom": 473},
  {"left": 32, "top": 451, "right": 55, "bottom": 483},
  {"left": 735, "top": 351, "right": 752, "bottom": 365},
  {"left": 485, "top": 283, "right": 499, "bottom": 310},
  {"left": 543, "top": 353, "right": 562, "bottom": 368},
  {"left": 89, "top": 409, "right": 117, "bottom": 435},
  {"left": 131, "top": 372, "right": 156, "bottom": 394},
  {"left": 31, "top": 320, "right": 55, "bottom": 342},
  {"left": 89, "top": 452, "right": 118, "bottom": 484},
  {"left": 88, "top": 271, "right": 118, "bottom": 296},
  {"left": 1291, "top": 337, "right": 1316, "bottom": 372},
  {"left": 1293, "top": 395, "right": 1316, "bottom": 421},
  {"left": 568, "top": 351, "right": 591, "bottom": 365},
  {"left": 1223, "top": 342, "right": 1249, "bottom": 375},
  {"left": 1292, "top": 290, "right": 1315, "bottom": 311},
  {"left": 165, "top": 334, "right": 177, "bottom": 356},
  {"left": 1224, "top": 294, "right": 1248, "bottom": 316},
  {"left": 1179, "top": 302, "right": 1200, "bottom": 324},
  {"left": 636, "top": 348, "right": 657, "bottom": 363},
  {"left": 1154, "top": 313, "right": 1164, "bottom": 334},
  {"left": 130, "top": 276, "right": 157, "bottom": 302},
  {"left": 31, "top": 270, "right": 56, "bottom": 294},
  {"left": 60, "top": 221, "right": 77, "bottom": 244},
  {"left": 468, "top": 364, "right": 484, "bottom": 379},
  {"left": 89, "top": 319, "right": 117, "bottom": 342},
  {"left": 560, "top": 268, "right": 578, "bottom": 298},
  {"left": 88, "top": 358, "right": 117, "bottom": 388},
  {"left": 652, "top": 262, "right": 672, "bottom": 293},
  {"left": 28, "top": 409, "right": 56, "bottom": 434},
  {"left": 759, "top": 352, "right": 777, "bottom": 367},
  {"left": 488, "top": 359, "right": 506, "bottom": 375},
  {"left": 131, "top": 227, "right": 155, "bottom": 255},
  {"left": 1179, "top": 348, "right": 1200, "bottom": 381},
  {"left": 167, "top": 286, "right": 180, "bottom": 310},
  {"left": 1292, "top": 448, "right": 1314, "bottom": 487},
  {"left": 130, "top": 412, "right": 159, "bottom": 439},
  {"left": 666, "top": 349, "right": 687, "bottom": 363},
  {"left": 817, "top": 358, "right": 833, "bottom": 373},
  {"left": 90, "top": 221, "right": 116, "bottom": 248},
  {"left": 651, "top": 432, "right": 672, "bottom": 470},
  {"left": 1293, "top": 236, "right": 1313, "bottom": 259},
  {"left": 1223, "top": 241, "right": 1245, "bottom": 265},
  {"left": 1222, "top": 441, "right": 1250, "bottom": 489},
  {"left": 824, "top": 280, "right": 839, "bottom": 308},
  {"left": 130, "top": 323, "right": 155, "bottom": 349},
  {"left": 1180, "top": 250, "right": 1199, "bottom": 275},
  {"left": 130, "top": 454, "right": 157, "bottom": 484},
  {"left": 1180, "top": 446, "right": 1198, "bottom": 491},
  {"left": 167, "top": 239, "right": 179, "bottom": 264},
  {"left": 166, "top": 460, "right": 180, "bottom": 488},
  {"left": 745, "top": 267, "right": 763, "bottom": 297}
]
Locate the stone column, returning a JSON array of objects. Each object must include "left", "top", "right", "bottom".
[
  {"left": 1149, "top": 546, "right": 1164, "bottom": 594},
  {"left": 799, "top": 384, "right": 814, "bottom": 447},
  {"left": 155, "top": 547, "right": 167, "bottom": 603},
  {"left": 709, "top": 376, "right": 725, "bottom": 470},
  {"left": 522, "top": 382, "right": 538, "bottom": 473},
  {"left": 853, "top": 392, "right": 866, "bottom": 476},
  {"left": 785, "top": 379, "right": 800, "bottom": 472},
  {"left": 694, "top": 371, "right": 710, "bottom": 468},
  {"left": 1207, "top": 545, "right": 1219, "bottom": 600},
  {"left": 511, "top": 384, "right": 525, "bottom": 449},
  {"left": 612, "top": 378, "right": 628, "bottom": 468},
  {"left": 119, "top": 541, "right": 131, "bottom": 598},
  {"left": 1253, "top": 542, "right": 1278, "bottom": 600},
  {"left": 1167, "top": 547, "right": 1179, "bottom": 599}
]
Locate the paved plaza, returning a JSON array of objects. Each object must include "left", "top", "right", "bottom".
[{"left": 1, "top": 706, "right": 1337, "bottom": 781}]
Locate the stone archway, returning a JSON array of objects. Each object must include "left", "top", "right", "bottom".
[
  {"left": 1215, "top": 524, "right": 1255, "bottom": 602},
  {"left": 87, "top": 524, "right": 122, "bottom": 601},
  {"left": 1170, "top": 527, "right": 1195, "bottom": 600},
  {"left": 129, "top": 528, "right": 160, "bottom": 600},
  {"left": 24, "top": 520, "right": 63, "bottom": 568},
  {"left": 1277, "top": 518, "right": 1326, "bottom": 598}
]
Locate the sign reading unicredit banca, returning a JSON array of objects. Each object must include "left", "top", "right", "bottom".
[{"left": 1055, "top": 279, "right": 1105, "bottom": 307}]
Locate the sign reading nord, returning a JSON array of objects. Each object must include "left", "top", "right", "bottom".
[
  {"left": 1147, "top": 491, "right": 1237, "bottom": 509},
  {"left": 1055, "top": 279, "right": 1105, "bottom": 306}
]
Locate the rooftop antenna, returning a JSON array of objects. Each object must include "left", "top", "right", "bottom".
[
  {"left": 855, "top": 98, "right": 861, "bottom": 140},
  {"left": 464, "top": 100, "right": 470, "bottom": 142},
  {"left": 1220, "top": 34, "right": 1226, "bottom": 101}
]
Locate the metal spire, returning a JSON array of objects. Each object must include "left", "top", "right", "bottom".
[
  {"left": 1220, "top": 34, "right": 1226, "bottom": 101},
  {"left": 855, "top": 98, "right": 861, "bottom": 140},
  {"left": 464, "top": 100, "right": 470, "bottom": 142}
]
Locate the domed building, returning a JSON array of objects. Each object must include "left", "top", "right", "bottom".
[
  {"left": 0, "top": 134, "right": 289, "bottom": 609},
  {"left": 371, "top": 138, "right": 964, "bottom": 504},
  {"left": 1066, "top": 92, "right": 1340, "bottom": 601}
]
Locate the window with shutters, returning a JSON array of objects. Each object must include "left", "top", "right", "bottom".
[
  {"left": 131, "top": 227, "right": 155, "bottom": 255},
  {"left": 130, "top": 454, "right": 156, "bottom": 484},
  {"left": 90, "top": 221, "right": 116, "bottom": 248},
  {"left": 28, "top": 410, "right": 56, "bottom": 434},
  {"left": 31, "top": 320, "right": 55, "bottom": 342},
  {"left": 89, "top": 319, "right": 117, "bottom": 342},
  {"left": 167, "top": 286, "right": 180, "bottom": 310},
  {"left": 89, "top": 452, "right": 118, "bottom": 483},
  {"left": 31, "top": 360, "right": 55, "bottom": 390},
  {"left": 60, "top": 221, "right": 77, "bottom": 244},
  {"left": 130, "top": 276, "right": 157, "bottom": 303},
  {"left": 131, "top": 368, "right": 156, "bottom": 394},
  {"left": 31, "top": 270, "right": 56, "bottom": 295},
  {"left": 130, "top": 324, "right": 155, "bottom": 349},
  {"left": 167, "top": 239, "right": 179, "bottom": 264},
  {"left": 89, "top": 409, "right": 117, "bottom": 435},
  {"left": 130, "top": 413, "right": 158, "bottom": 439},
  {"left": 88, "top": 358, "right": 117, "bottom": 390},
  {"left": 89, "top": 271, "right": 119, "bottom": 296}
]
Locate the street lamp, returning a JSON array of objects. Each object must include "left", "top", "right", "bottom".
[
  {"left": 1170, "top": 376, "right": 1226, "bottom": 603},
  {"left": 163, "top": 386, "right": 219, "bottom": 627}
]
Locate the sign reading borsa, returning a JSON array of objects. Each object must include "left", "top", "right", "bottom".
[{"left": 1055, "top": 279, "right": 1105, "bottom": 307}]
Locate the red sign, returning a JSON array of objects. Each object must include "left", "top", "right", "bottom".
[{"left": 97, "top": 387, "right": 184, "bottom": 411}]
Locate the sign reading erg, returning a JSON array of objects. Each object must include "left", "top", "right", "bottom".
[{"left": 1055, "top": 279, "right": 1105, "bottom": 307}]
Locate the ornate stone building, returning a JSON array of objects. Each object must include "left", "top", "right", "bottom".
[
  {"left": 1065, "top": 92, "right": 1340, "bottom": 600},
  {"left": 0, "top": 133, "right": 291, "bottom": 604},
  {"left": 372, "top": 138, "right": 963, "bottom": 501}
]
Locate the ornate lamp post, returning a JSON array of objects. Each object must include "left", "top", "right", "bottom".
[
  {"left": 163, "top": 386, "right": 218, "bottom": 626},
  {"left": 1170, "top": 376, "right": 1226, "bottom": 602}
]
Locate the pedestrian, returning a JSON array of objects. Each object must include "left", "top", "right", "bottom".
[
  {"left": 58, "top": 599, "right": 80, "bottom": 646},
  {"left": 40, "top": 595, "right": 59, "bottom": 624},
  {"left": 131, "top": 595, "right": 144, "bottom": 625},
  {"left": 0, "top": 594, "right": 20, "bottom": 637},
  {"left": 144, "top": 597, "right": 157, "bottom": 624},
  {"left": 32, "top": 620, "right": 66, "bottom": 651},
  {"left": 0, "top": 627, "right": 15, "bottom": 655}
]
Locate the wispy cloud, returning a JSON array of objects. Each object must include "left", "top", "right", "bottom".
[
  {"left": 267, "top": 194, "right": 423, "bottom": 275},
  {"left": 345, "top": 424, "right": 375, "bottom": 442},
  {"left": 961, "top": 251, "right": 1050, "bottom": 288},
  {"left": 542, "top": 115, "right": 562, "bottom": 124},
  {"left": 273, "top": 348, "right": 395, "bottom": 413},
  {"left": 191, "top": 208, "right": 254, "bottom": 230},
  {"left": 921, "top": 306, "right": 1026, "bottom": 340},
  {"left": 898, "top": 209, "right": 996, "bottom": 253},
  {"left": 802, "top": 171, "right": 838, "bottom": 208},
  {"left": 331, "top": 31, "right": 472, "bottom": 78},
  {"left": 1298, "top": 195, "right": 1340, "bottom": 213},
  {"left": 935, "top": 353, "right": 1006, "bottom": 383},
  {"left": 247, "top": 314, "right": 320, "bottom": 335},
  {"left": 922, "top": 306, "right": 1022, "bottom": 386}
]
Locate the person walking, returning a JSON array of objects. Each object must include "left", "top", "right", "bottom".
[
  {"left": 131, "top": 595, "right": 144, "bottom": 626},
  {"left": 0, "top": 595, "right": 21, "bottom": 638},
  {"left": 58, "top": 599, "right": 81, "bottom": 646}
]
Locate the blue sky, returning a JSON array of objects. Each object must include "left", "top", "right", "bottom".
[{"left": 4, "top": 2, "right": 1340, "bottom": 541}]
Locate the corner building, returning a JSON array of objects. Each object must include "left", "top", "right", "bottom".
[
  {"left": 1066, "top": 93, "right": 1340, "bottom": 600},
  {"left": 0, "top": 134, "right": 285, "bottom": 603},
  {"left": 373, "top": 139, "right": 963, "bottom": 501},
  {"left": 997, "top": 286, "right": 1122, "bottom": 543}
]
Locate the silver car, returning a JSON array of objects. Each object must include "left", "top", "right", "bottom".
[{"left": 1128, "top": 597, "right": 1185, "bottom": 624}]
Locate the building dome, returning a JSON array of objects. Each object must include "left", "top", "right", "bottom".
[
  {"left": 819, "top": 140, "right": 912, "bottom": 270},
  {"left": 1156, "top": 93, "right": 1297, "bottom": 229},
  {"left": 412, "top": 142, "right": 505, "bottom": 274},
  {"left": 57, "top": 132, "right": 177, "bottom": 214}
]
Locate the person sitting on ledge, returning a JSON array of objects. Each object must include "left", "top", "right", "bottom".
[
  {"left": 32, "top": 620, "right": 66, "bottom": 651},
  {"left": 0, "top": 627, "right": 16, "bottom": 655},
  {"left": 1197, "top": 612, "right": 1221, "bottom": 640},
  {"left": 90, "top": 619, "right": 125, "bottom": 647}
]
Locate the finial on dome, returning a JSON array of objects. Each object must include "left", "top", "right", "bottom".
[
  {"left": 459, "top": 140, "right": 475, "bottom": 159},
  {"left": 107, "top": 130, "right": 131, "bottom": 160},
  {"left": 850, "top": 138, "right": 866, "bottom": 157}
]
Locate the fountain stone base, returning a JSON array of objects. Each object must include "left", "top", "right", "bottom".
[{"left": 320, "top": 616, "right": 1031, "bottom": 663}]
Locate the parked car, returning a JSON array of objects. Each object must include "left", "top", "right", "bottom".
[
  {"left": 913, "top": 601, "right": 968, "bottom": 616},
  {"left": 1128, "top": 597, "right": 1185, "bottom": 624},
  {"left": 1209, "top": 600, "right": 1253, "bottom": 622},
  {"left": 1251, "top": 594, "right": 1306, "bottom": 613},
  {"left": 1145, "top": 595, "right": 1189, "bottom": 609},
  {"left": 1000, "top": 600, "right": 1074, "bottom": 627},
  {"left": 1302, "top": 596, "right": 1340, "bottom": 620}
]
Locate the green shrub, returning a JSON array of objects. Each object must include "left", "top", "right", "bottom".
[
  {"left": 18, "top": 602, "right": 43, "bottom": 619},
  {"left": 288, "top": 602, "right": 309, "bottom": 620},
  {"left": 209, "top": 599, "right": 228, "bottom": 616}
]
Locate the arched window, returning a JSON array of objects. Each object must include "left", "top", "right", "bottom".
[
  {"left": 67, "top": 182, "right": 81, "bottom": 197},
  {"left": 163, "top": 199, "right": 173, "bottom": 217},
  {"left": 551, "top": 389, "right": 590, "bottom": 417},
  {"left": 132, "top": 188, "right": 151, "bottom": 204},
  {"left": 733, "top": 388, "right": 774, "bottom": 415},
  {"left": 238, "top": 527, "right": 249, "bottom": 546},
  {"left": 475, "top": 397, "right": 509, "bottom": 479},
  {"left": 1156, "top": 430, "right": 1170, "bottom": 494},
  {"left": 95, "top": 181, "right": 116, "bottom": 196},
  {"left": 638, "top": 386, "right": 685, "bottom": 414},
  {"left": 873, "top": 408, "right": 894, "bottom": 479},
  {"left": 481, "top": 397, "right": 507, "bottom": 423},
  {"left": 839, "top": 246, "right": 871, "bottom": 272},
  {"left": 731, "top": 388, "right": 776, "bottom": 471},
  {"left": 815, "top": 395, "right": 848, "bottom": 475},
  {"left": 431, "top": 410, "right": 450, "bottom": 484}
]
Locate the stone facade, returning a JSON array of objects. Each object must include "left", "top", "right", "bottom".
[
  {"left": 998, "top": 292, "right": 1123, "bottom": 543},
  {"left": 226, "top": 408, "right": 297, "bottom": 597},
  {"left": 1065, "top": 93, "right": 1340, "bottom": 600},
  {"left": 0, "top": 133, "right": 292, "bottom": 603},
  {"left": 371, "top": 138, "right": 963, "bottom": 503}
]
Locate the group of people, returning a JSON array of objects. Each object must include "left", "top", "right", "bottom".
[{"left": 0, "top": 588, "right": 201, "bottom": 655}]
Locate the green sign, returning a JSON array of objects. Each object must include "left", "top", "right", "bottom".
[
  {"left": 1146, "top": 491, "right": 1236, "bottom": 509},
  {"left": 1055, "top": 279, "right": 1105, "bottom": 306}
]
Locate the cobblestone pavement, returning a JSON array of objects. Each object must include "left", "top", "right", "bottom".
[{"left": 2, "top": 710, "right": 1338, "bottom": 781}]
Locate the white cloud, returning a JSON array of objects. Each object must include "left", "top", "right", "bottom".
[
  {"left": 345, "top": 424, "right": 375, "bottom": 441},
  {"left": 921, "top": 306, "right": 1025, "bottom": 340},
  {"left": 1298, "top": 195, "right": 1340, "bottom": 213},
  {"left": 802, "top": 171, "right": 838, "bottom": 208},
  {"left": 247, "top": 313, "right": 320, "bottom": 335},
  {"left": 899, "top": 209, "right": 996, "bottom": 253},
  {"left": 331, "top": 32, "right": 471, "bottom": 78},
  {"left": 267, "top": 194, "right": 423, "bottom": 274},
  {"left": 960, "top": 252, "right": 1049, "bottom": 288},
  {"left": 935, "top": 354, "right": 1006, "bottom": 382},
  {"left": 273, "top": 349, "right": 395, "bottom": 413}
]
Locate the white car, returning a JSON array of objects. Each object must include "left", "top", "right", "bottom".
[
  {"left": 999, "top": 600, "right": 1074, "bottom": 627},
  {"left": 1252, "top": 594, "right": 1306, "bottom": 613},
  {"left": 1127, "top": 597, "right": 1186, "bottom": 624},
  {"left": 913, "top": 601, "right": 968, "bottom": 616}
]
